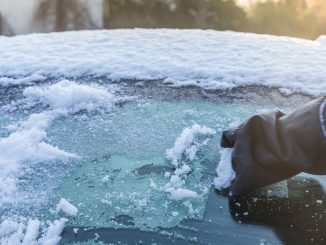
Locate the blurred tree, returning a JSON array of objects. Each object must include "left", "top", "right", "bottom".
[
  {"left": 2, "top": 0, "right": 322, "bottom": 39},
  {"left": 176, "top": 0, "right": 247, "bottom": 30},
  {"left": 102, "top": 0, "right": 248, "bottom": 31},
  {"left": 248, "top": 0, "right": 318, "bottom": 39},
  {"left": 0, "top": 11, "right": 14, "bottom": 35},
  {"left": 34, "top": 0, "right": 99, "bottom": 32},
  {"left": 308, "top": 0, "right": 326, "bottom": 35},
  {"left": 103, "top": 0, "right": 175, "bottom": 28}
]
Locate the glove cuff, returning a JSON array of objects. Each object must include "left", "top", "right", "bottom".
[{"left": 319, "top": 98, "right": 326, "bottom": 140}]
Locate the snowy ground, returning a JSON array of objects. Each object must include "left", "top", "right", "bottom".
[{"left": 0, "top": 29, "right": 324, "bottom": 244}]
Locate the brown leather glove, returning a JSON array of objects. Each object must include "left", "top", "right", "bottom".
[{"left": 222, "top": 96, "right": 326, "bottom": 196}]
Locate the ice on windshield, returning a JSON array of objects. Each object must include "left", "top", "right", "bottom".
[
  {"left": 0, "top": 29, "right": 320, "bottom": 244},
  {"left": 0, "top": 79, "right": 273, "bottom": 243}
]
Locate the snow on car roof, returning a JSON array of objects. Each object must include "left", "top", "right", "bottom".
[{"left": 0, "top": 29, "right": 326, "bottom": 96}]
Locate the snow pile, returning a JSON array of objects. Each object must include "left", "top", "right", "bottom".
[
  {"left": 0, "top": 80, "right": 117, "bottom": 203},
  {"left": 164, "top": 124, "right": 216, "bottom": 200},
  {"left": 38, "top": 218, "right": 67, "bottom": 245},
  {"left": 214, "top": 148, "right": 236, "bottom": 190},
  {"left": 56, "top": 198, "right": 78, "bottom": 217},
  {"left": 0, "top": 115, "right": 76, "bottom": 203},
  {"left": 0, "top": 217, "right": 67, "bottom": 245},
  {"left": 1, "top": 29, "right": 326, "bottom": 96},
  {"left": 22, "top": 219, "right": 40, "bottom": 245},
  {"left": 23, "top": 80, "right": 115, "bottom": 113}
]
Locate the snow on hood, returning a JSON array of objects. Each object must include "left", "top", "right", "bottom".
[{"left": 0, "top": 29, "right": 326, "bottom": 96}]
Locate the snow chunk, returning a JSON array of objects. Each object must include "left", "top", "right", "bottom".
[
  {"left": 168, "top": 188, "right": 198, "bottom": 201},
  {"left": 1, "top": 125, "right": 76, "bottom": 164},
  {"left": 166, "top": 124, "right": 216, "bottom": 167},
  {"left": 174, "top": 164, "right": 191, "bottom": 176},
  {"left": 164, "top": 172, "right": 171, "bottom": 178},
  {"left": 23, "top": 80, "right": 115, "bottom": 112},
  {"left": 214, "top": 148, "right": 236, "bottom": 190},
  {"left": 0, "top": 219, "right": 24, "bottom": 240},
  {"left": 38, "top": 218, "right": 67, "bottom": 245},
  {"left": 0, "top": 217, "right": 67, "bottom": 245},
  {"left": 56, "top": 198, "right": 78, "bottom": 216},
  {"left": 149, "top": 179, "right": 158, "bottom": 189},
  {"left": 22, "top": 219, "right": 40, "bottom": 245},
  {"left": 101, "top": 175, "right": 109, "bottom": 183},
  {"left": 164, "top": 124, "right": 216, "bottom": 200},
  {"left": 183, "top": 200, "right": 195, "bottom": 216}
]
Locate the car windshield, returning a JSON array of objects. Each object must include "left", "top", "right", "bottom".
[
  {"left": 1, "top": 28, "right": 326, "bottom": 245},
  {"left": 2, "top": 77, "right": 323, "bottom": 244}
]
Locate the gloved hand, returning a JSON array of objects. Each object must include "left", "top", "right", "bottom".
[{"left": 222, "top": 96, "right": 326, "bottom": 196}]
